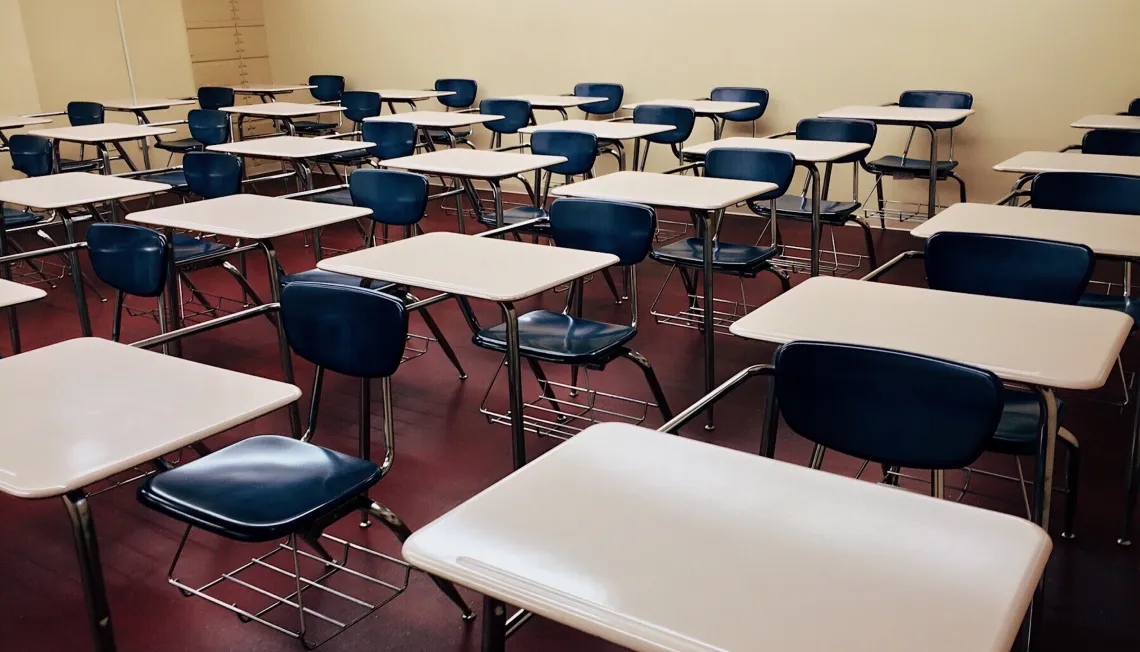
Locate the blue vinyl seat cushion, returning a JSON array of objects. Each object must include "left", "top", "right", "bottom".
[
  {"left": 58, "top": 159, "right": 101, "bottom": 173},
  {"left": 292, "top": 120, "right": 337, "bottom": 134},
  {"left": 154, "top": 137, "right": 204, "bottom": 154},
  {"left": 141, "top": 170, "right": 188, "bottom": 188},
  {"left": 650, "top": 238, "right": 779, "bottom": 276},
  {"left": 474, "top": 310, "right": 636, "bottom": 365},
  {"left": 865, "top": 155, "right": 959, "bottom": 177},
  {"left": 279, "top": 268, "right": 392, "bottom": 292},
  {"left": 313, "top": 188, "right": 354, "bottom": 206},
  {"left": 137, "top": 435, "right": 382, "bottom": 542},
  {"left": 988, "top": 389, "right": 1067, "bottom": 455},
  {"left": 173, "top": 234, "right": 230, "bottom": 264},
  {"left": 319, "top": 149, "right": 371, "bottom": 164},
  {"left": 755, "top": 196, "right": 862, "bottom": 223},
  {"left": 430, "top": 129, "right": 471, "bottom": 144},
  {"left": 476, "top": 205, "right": 550, "bottom": 231},
  {"left": 2, "top": 207, "right": 45, "bottom": 227},
  {"left": 1078, "top": 293, "right": 1140, "bottom": 331}
]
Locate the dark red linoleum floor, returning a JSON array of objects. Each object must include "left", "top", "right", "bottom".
[{"left": 2, "top": 185, "right": 1139, "bottom": 651}]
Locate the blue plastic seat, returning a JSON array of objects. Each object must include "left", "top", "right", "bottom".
[
  {"left": 154, "top": 109, "right": 231, "bottom": 156},
  {"left": 479, "top": 98, "right": 532, "bottom": 149},
  {"left": 710, "top": 87, "right": 769, "bottom": 132},
  {"left": 574, "top": 82, "right": 623, "bottom": 116},
  {"left": 315, "top": 121, "right": 420, "bottom": 207},
  {"left": 197, "top": 86, "right": 235, "bottom": 111},
  {"left": 292, "top": 74, "right": 345, "bottom": 134},
  {"left": 87, "top": 224, "right": 169, "bottom": 341},
  {"left": 1128, "top": 99, "right": 1140, "bottom": 116},
  {"left": 278, "top": 267, "right": 389, "bottom": 290},
  {"left": 430, "top": 79, "right": 478, "bottom": 146},
  {"left": 183, "top": 151, "right": 243, "bottom": 198},
  {"left": 172, "top": 233, "right": 230, "bottom": 263},
  {"left": 2, "top": 208, "right": 44, "bottom": 227},
  {"left": 475, "top": 312, "right": 636, "bottom": 364},
  {"left": 67, "top": 101, "right": 104, "bottom": 126},
  {"left": 1081, "top": 129, "right": 1140, "bottom": 157},
  {"left": 318, "top": 91, "right": 383, "bottom": 165},
  {"left": 650, "top": 239, "right": 779, "bottom": 275},
  {"left": 633, "top": 105, "right": 696, "bottom": 170},
  {"left": 4, "top": 135, "right": 52, "bottom": 227}
]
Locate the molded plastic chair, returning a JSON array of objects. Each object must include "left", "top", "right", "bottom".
[
  {"left": 315, "top": 121, "right": 419, "bottom": 207},
  {"left": 574, "top": 82, "right": 624, "bottom": 117},
  {"left": 152, "top": 109, "right": 233, "bottom": 170},
  {"left": 431, "top": 78, "right": 478, "bottom": 147},
  {"left": 1081, "top": 129, "right": 1140, "bottom": 157},
  {"left": 136, "top": 281, "right": 473, "bottom": 647},
  {"left": 1127, "top": 99, "right": 1140, "bottom": 116},
  {"left": 318, "top": 91, "right": 383, "bottom": 169},
  {"left": 709, "top": 87, "right": 769, "bottom": 136},
  {"left": 924, "top": 230, "right": 1091, "bottom": 535},
  {"left": 472, "top": 198, "right": 673, "bottom": 435},
  {"left": 479, "top": 98, "right": 531, "bottom": 149},
  {"left": 58, "top": 101, "right": 105, "bottom": 172},
  {"left": 4, "top": 135, "right": 52, "bottom": 228},
  {"left": 292, "top": 74, "right": 345, "bottom": 135},
  {"left": 197, "top": 86, "right": 235, "bottom": 110},
  {"left": 86, "top": 224, "right": 170, "bottom": 342},
  {"left": 633, "top": 105, "right": 695, "bottom": 170}
]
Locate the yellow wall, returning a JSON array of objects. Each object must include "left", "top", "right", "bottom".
[
  {"left": 0, "top": 0, "right": 42, "bottom": 178},
  {"left": 263, "top": 0, "right": 1140, "bottom": 203}
]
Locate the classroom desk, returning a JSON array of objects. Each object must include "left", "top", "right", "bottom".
[
  {"left": 505, "top": 94, "right": 606, "bottom": 120},
  {"left": 994, "top": 150, "right": 1140, "bottom": 176},
  {"left": 0, "top": 278, "right": 46, "bottom": 353},
  {"left": 0, "top": 172, "right": 171, "bottom": 337},
  {"left": 0, "top": 337, "right": 300, "bottom": 652},
  {"left": 317, "top": 231, "right": 617, "bottom": 470},
  {"left": 683, "top": 137, "right": 872, "bottom": 276},
  {"left": 207, "top": 135, "right": 374, "bottom": 191},
  {"left": 818, "top": 105, "right": 975, "bottom": 220},
  {"left": 1071, "top": 114, "right": 1140, "bottom": 131},
  {"left": 220, "top": 102, "right": 344, "bottom": 138},
  {"left": 404, "top": 422, "right": 1052, "bottom": 652},
  {"left": 364, "top": 111, "right": 504, "bottom": 149},
  {"left": 379, "top": 149, "right": 566, "bottom": 229},
  {"left": 28, "top": 123, "right": 177, "bottom": 174},
  {"left": 519, "top": 119, "right": 675, "bottom": 171},
  {"left": 231, "top": 84, "right": 315, "bottom": 103},
  {"left": 0, "top": 115, "right": 52, "bottom": 148},
  {"left": 102, "top": 98, "right": 196, "bottom": 168},
  {"left": 730, "top": 275, "right": 1132, "bottom": 532},
  {"left": 368, "top": 88, "right": 456, "bottom": 113},
  {"left": 552, "top": 171, "right": 777, "bottom": 430},
  {"left": 621, "top": 99, "right": 762, "bottom": 139}
]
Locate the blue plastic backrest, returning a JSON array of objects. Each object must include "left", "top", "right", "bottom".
[
  {"left": 86, "top": 224, "right": 169, "bottom": 298},
  {"left": 549, "top": 198, "right": 655, "bottom": 266},
  {"left": 1128, "top": 99, "right": 1140, "bottom": 116},
  {"left": 1082, "top": 129, "right": 1140, "bottom": 157},
  {"left": 349, "top": 169, "right": 428, "bottom": 226},
  {"left": 705, "top": 148, "right": 795, "bottom": 199},
  {"left": 634, "top": 105, "right": 696, "bottom": 145},
  {"left": 795, "top": 118, "right": 877, "bottom": 164},
  {"left": 435, "top": 79, "right": 477, "bottom": 108},
  {"left": 774, "top": 341, "right": 1003, "bottom": 469},
  {"left": 710, "top": 87, "right": 769, "bottom": 122},
  {"left": 479, "top": 99, "right": 531, "bottom": 134},
  {"left": 361, "top": 121, "right": 417, "bottom": 160},
  {"left": 531, "top": 130, "right": 598, "bottom": 176},
  {"left": 308, "top": 75, "right": 345, "bottom": 102},
  {"left": 183, "top": 152, "right": 243, "bottom": 199},
  {"left": 1030, "top": 172, "right": 1140, "bottom": 215},
  {"left": 925, "top": 232, "right": 1094, "bottom": 305},
  {"left": 197, "top": 86, "right": 235, "bottom": 110},
  {"left": 341, "top": 91, "right": 382, "bottom": 124},
  {"left": 899, "top": 90, "right": 973, "bottom": 109},
  {"left": 573, "top": 83, "right": 624, "bottom": 115},
  {"left": 281, "top": 281, "right": 408, "bottom": 378},
  {"left": 8, "top": 135, "right": 53, "bottom": 177},
  {"left": 67, "top": 101, "right": 104, "bottom": 126},
  {"left": 187, "top": 109, "right": 230, "bottom": 146}
]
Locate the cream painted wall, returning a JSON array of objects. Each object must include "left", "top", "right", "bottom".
[
  {"left": 264, "top": 0, "right": 1140, "bottom": 203},
  {"left": 0, "top": 0, "right": 41, "bottom": 178}
]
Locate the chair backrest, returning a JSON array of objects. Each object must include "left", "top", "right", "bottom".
[
  {"left": 1082, "top": 129, "right": 1140, "bottom": 157},
  {"left": 342, "top": 91, "right": 382, "bottom": 124},
  {"left": 187, "top": 109, "right": 231, "bottom": 146},
  {"left": 925, "top": 232, "right": 1094, "bottom": 304},
  {"left": 281, "top": 281, "right": 408, "bottom": 378},
  {"left": 479, "top": 99, "right": 531, "bottom": 134},
  {"left": 1128, "top": 98, "right": 1140, "bottom": 116},
  {"left": 348, "top": 169, "right": 429, "bottom": 226},
  {"left": 183, "top": 151, "right": 243, "bottom": 199},
  {"left": 86, "top": 224, "right": 169, "bottom": 298},
  {"left": 67, "top": 101, "right": 104, "bottom": 126},
  {"left": 531, "top": 130, "right": 598, "bottom": 176},
  {"left": 898, "top": 90, "right": 973, "bottom": 110},
  {"left": 1030, "top": 171, "right": 1140, "bottom": 215},
  {"left": 549, "top": 198, "right": 655, "bottom": 266},
  {"left": 573, "top": 82, "right": 624, "bottom": 115},
  {"left": 7, "top": 135, "right": 53, "bottom": 177},
  {"left": 361, "top": 121, "right": 417, "bottom": 160},
  {"left": 634, "top": 105, "right": 695, "bottom": 145},
  {"left": 704, "top": 147, "right": 796, "bottom": 199},
  {"left": 197, "top": 86, "right": 235, "bottom": 110},
  {"left": 308, "top": 75, "right": 345, "bottom": 102},
  {"left": 795, "top": 118, "right": 877, "bottom": 164},
  {"left": 710, "top": 87, "right": 769, "bottom": 122},
  {"left": 774, "top": 341, "right": 1003, "bottom": 469},
  {"left": 435, "top": 78, "right": 477, "bottom": 109}
]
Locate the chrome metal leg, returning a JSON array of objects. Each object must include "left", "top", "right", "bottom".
[
  {"left": 807, "top": 163, "right": 822, "bottom": 277},
  {"left": 1061, "top": 437, "right": 1080, "bottom": 540},
  {"left": 359, "top": 377, "right": 372, "bottom": 527},
  {"left": 1032, "top": 387, "right": 1060, "bottom": 529},
  {"left": 931, "top": 470, "right": 946, "bottom": 499},
  {"left": 110, "top": 291, "right": 125, "bottom": 342},
  {"left": 1119, "top": 377, "right": 1140, "bottom": 545},
  {"left": 134, "top": 111, "right": 152, "bottom": 169},
  {"left": 63, "top": 490, "right": 118, "bottom": 652},
  {"left": 759, "top": 373, "right": 779, "bottom": 457},
  {"left": 262, "top": 240, "right": 302, "bottom": 439},
  {"left": 621, "top": 349, "right": 674, "bottom": 422},
  {"left": 701, "top": 210, "right": 718, "bottom": 430},
  {"left": 0, "top": 206, "right": 19, "bottom": 353},
  {"left": 419, "top": 307, "right": 467, "bottom": 379},
  {"left": 161, "top": 230, "right": 182, "bottom": 356},
  {"left": 58, "top": 212, "right": 93, "bottom": 337},
  {"left": 492, "top": 181, "right": 505, "bottom": 229},
  {"left": 925, "top": 125, "right": 938, "bottom": 219},
  {"left": 501, "top": 302, "right": 526, "bottom": 470},
  {"left": 481, "top": 596, "right": 507, "bottom": 652}
]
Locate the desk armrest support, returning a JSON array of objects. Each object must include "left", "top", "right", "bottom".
[
  {"left": 861, "top": 250, "right": 923, "bottom": 282},
  {"left": 659, "top": 364, "right": 774, "bottom": 434},
  {"left": 131, "top": 303, "right": 280, "bottom": 350}
]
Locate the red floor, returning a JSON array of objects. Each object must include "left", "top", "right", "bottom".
[{"left": 2, "top": 187, "right": 1139, "bottom": 651}]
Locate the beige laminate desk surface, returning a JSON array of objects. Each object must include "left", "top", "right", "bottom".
[
  {"left": 622, "top": 98, "right": 761, "bottom": 115},
  {"left": 220, "top": 102, "right": 344, "bottom": 118},
  {"left": 506, "top": 95, "right": 607, "bottom": 108},
  {"left": 0, "top": 338, "right": 301, "bottom": 499},
  {"left": 519, "top": 119, "right": 675, "bottom": 140},
  {"left": 28, "top": 123, "right": 176, "bottom": 143},
  {"left": 0, "top": 279, "right": 46, "bottom": 308},
  {"left": 208, "top": 136, "right": 374, "bottom": 160},
  {"left": 910, "top": 203, "right": 1140, "bottom": 258},
  {"left": 1071, "top": 114, "right": 1140, "bottom": 131},
  {"left": 404, "top": 422, "right": 1051, "bottom": 652},
  {"left": 683, "top": 136, "right": 870, "bottom": 162},
  {"left": 317, "top": 231, "right": 617, "bottom": 303},
  {"left": 380, "top": 149, "right": 567, "bottom": 180},
  {"left": 819, "top": 105, "right": 975, "bottom": 127},
  {"left": 0, "top": 172, "right": 170, "bottom": 210},
  {"left": 364, "top": 111, "right": 505, "bottom": 129},
  {"left": 0, "top": 116, "right": 52, "bottom": 130},
  {"left": 731, "top": 276, "right": 1132, "bottom": 390},
  {"left": 233, "top": 84, "right": 315, "bottom": 94},
  {"left": 128, "top": 194, "right": 372, "bottom": 240},
  {"left": 551, "top": 170, "right": 777, "bottom": 211},
  {"left": 994, "top": 151, "right": 1140, "bottom": 176},
  {"left": 102, "top": 98, "right": 195, "bottom": 111},
  {"left": 371, "top": 89, "right": 456, "bottom": 101}
]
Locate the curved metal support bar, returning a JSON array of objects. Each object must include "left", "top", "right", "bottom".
[
  {"left": 130, "top": 302, "right": 280, "bottom": 349},
  {"left": 663, "top": 162, "right": 703, "bottom": 175},
  {"left": 281, "top": 185, "right": 348, "bottom": 200},
  {"left": 860, "top": 250, "right": 923, "bottom": 282},
  {"left": 476, "top": 217, "right": 546, "bottom": 238},
  {"left": 658, "top": 364, "right": 774, "bottom": 434}
]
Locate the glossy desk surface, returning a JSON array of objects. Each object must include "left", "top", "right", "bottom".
[
  {"left": 1071, "top": 114, "right": 1140, "bottom": 131},
  {"left": 29, "top": 123, "right": 176, "bottom": 143},
  {"left": 371, "top": 89, "right": 456, "bottom": 101},
  {"left": 129, "top": 193, "right": 371, "bottom": 240},
  {"left": 622, "top": 99, "right": 761, "bottom": 115},
  {"left": 683, "top": 136, "right": 870, "bottom": 162},
  {"left": 552, "top": 170, "right": 776, "bottom": 211},
  {"left": 507, "top": 94, "right": 607, "bottom": 108},
  {"left": 0, "top": 115, "right": 52, "bottom": 130},
  {"left": 364, "top": 111, "right": 505, "bottom": 129},
  {"left": 0, "top": 172, "right": 170, "bottom": 210},
  {"left": 380, "top": 149, "right": 566, "bottom": 180},
  {"left": 102, "top": 98, "right": 195, "bottom": 111},
  {"left": 0, "top": 279, "right": 46, "bottom": 308},
  {"left": 519, "top": 119, "right": 674, "bottom": 140},
  {"left": 208, "top": 135, "right": 373, "bottom": 159},
  {"left": 994, "top": 150, "right": 1140, "bottom": 176},
  {"left": 220, "top": 102, "right": 344, "bottom": 118},
  {"left": 819, "top": 105, "right": 975, "bottom": 127}
]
